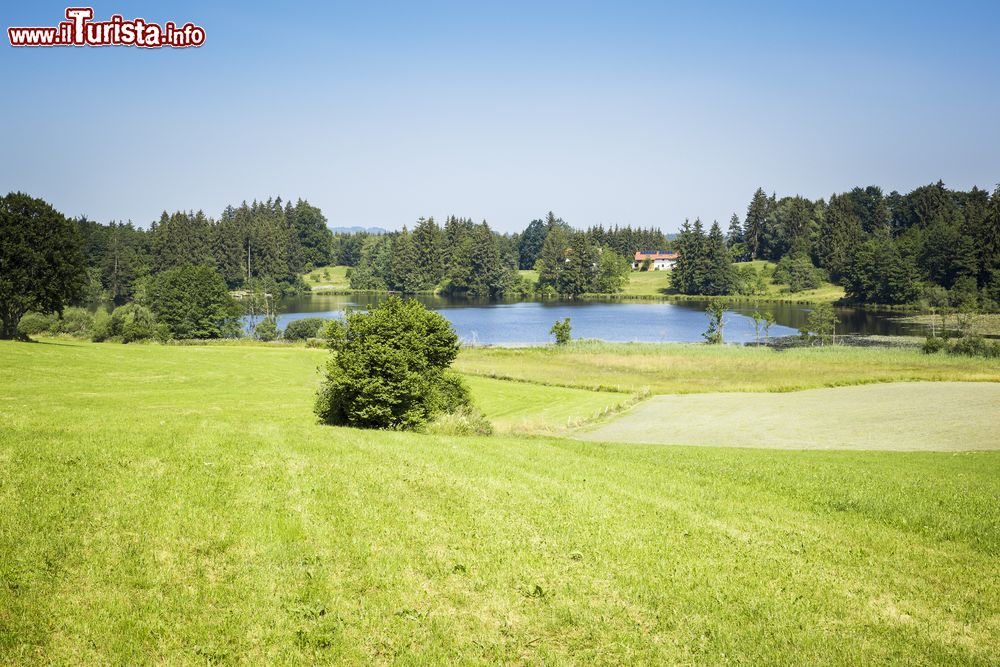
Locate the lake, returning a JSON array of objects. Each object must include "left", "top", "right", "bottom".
[{"left": 265, "top": 293, "right": 925, "bottom": 345}]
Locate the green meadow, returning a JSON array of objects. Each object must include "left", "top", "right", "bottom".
[{"left": 2, "top": 340, "right": 999, "bottom": 664}]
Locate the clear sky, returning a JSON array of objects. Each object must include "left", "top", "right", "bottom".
[{"left": 2, "top": 0, "right": 999, "bottom": 233}]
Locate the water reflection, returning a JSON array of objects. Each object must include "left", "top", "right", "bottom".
[{"left": 264, "top": 293, "right": 925, "bottom": 345}]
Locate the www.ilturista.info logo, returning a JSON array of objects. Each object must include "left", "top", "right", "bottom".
[{"left": 8, "top": 7, "right": 205, "bottom": 48}]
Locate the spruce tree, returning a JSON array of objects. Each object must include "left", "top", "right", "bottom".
[{"left": 744, "top": 188, "right": 770, "bottom": 260}]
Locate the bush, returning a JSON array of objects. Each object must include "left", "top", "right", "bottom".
[
  {"left": 550, "top": 318, "right": 572, "bottom": 345},
  {"left": 147, "top": 265, "right": 241, "bottom": 339},
  {"left": 55, "top": 307, "right": 94, "bottom": 337},
  {"left": 922, "top": 336, "right": 946, "bottom": 354},
  {"left": 255, "top": 317, "right": 279, "bottom": 342},
  {"left": 948, "top": 335, "right": 1000, "bottom": 358},
  {"left": 284, "top": 317, "right": 326, "bottom": 341},
  {"left": 314, "top": 296, "right": 470, "bottom": 430},
  {"left": 735, "top": 266, "right": 767, "bottom": 296},
  {"left": 773, "top": 255, "right": 823, "bottom": 292},
  {"left": 111, "top": 303, "right": 159, "bottom": 343},
  {"left": 91, "top": 308, "right": 113, "bottom": 342},
  {"left": 422, "top": 406, "right": 494, "bottom": 436},
  {"left": 16, "top": 311, "right": 56, "bottom": 337}
]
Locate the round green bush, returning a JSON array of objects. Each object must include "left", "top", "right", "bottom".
[
  {"left": 16, "top": 312, "right": 56, "bottom": 337},
  {"left": 314, "top": 296, "right": 469, "bottom": 430},
  {"left": 284, "top": 317, "right": 326, "bottom": 341}
]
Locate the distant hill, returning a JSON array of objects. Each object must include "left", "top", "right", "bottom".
[{"left": 330, "top": 226, "right": 387, "bottom": 234}]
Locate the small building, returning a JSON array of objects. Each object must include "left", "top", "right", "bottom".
[{"left": 633, "top": 250, "right": 678, "bottom": 271}]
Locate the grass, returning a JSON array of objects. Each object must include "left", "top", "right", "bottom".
[
  {"left": 2, "top": 340, "right": 999, "bottom": 664},
  {"left": 302, "top": 265, "right": 350, "bottom": 291},
  {"left": 734, "top": 260, "right": 846, "bottom": 304},
  {"left": 896, "top": 312, "right": 1000, "bottom": 337},
  {"left": 462, "top": 375, "right": 635, "bottom": 434},
  {"left": 455, "top": 340, "right": 1000, "bottom": 394},
  {"left": 579, "top": 382, "right": 1000, "bottom": 450}
]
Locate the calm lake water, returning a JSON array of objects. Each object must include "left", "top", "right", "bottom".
[{"left": 266, "top": 294, "right": 924, "bottom": 345}]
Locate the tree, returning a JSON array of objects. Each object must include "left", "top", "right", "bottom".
[
  {"left": 593, "top": 250, "right": 631, "bottom": 293},
  {"left": 314, "top": 296, "right": 470, "bottom": 430},
  {"left": 726, "top": 213, "right": 747, "bottom": 260},
  {"left": 816, "top": 193, "right": 863, "bottom": 280},
  {"left": 537, "top": 217, "right": 569, "bottom": 291},
  {"left": 447, "top": 222, "right": 515, "bottom": 298},
  {"left": 518, "top": 218, "right": 548, "bottom": 270},
  {"left": 558, "top": 232, "right": 599, "bottom": 297},
  {"left": 703, "top": 221, "right": 737, "bottom": 295},
  {"left": 146, "top": 265, "right": 242, "bottom": 338},
  {"left": 412, "top": 217, "right": 445, "bottom": 289},
  {"left": 744, "top": 188, "right": 770, "bottom": 260},
  {"left": 150, "top": 210, "right": 215, "bottom": 273},
  {"left": 0, "top": 193, "right": 87, "bottom": 339},
  {"left": 550, "top": 317, "right": 572, "bottom": 345},
  {"left": 803, "top": 303, "right": 838, "bottom": 345},
  {"left": 389, "top": 227, "right": 421, "bottom": 293},
  {"left": 288, "top": 199, "right": 333, "bottom": 268},
  {"left": 703, "top": 303, "right": 727, "bottom": 344}
]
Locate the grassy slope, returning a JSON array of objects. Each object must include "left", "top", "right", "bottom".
[
  {"left": 302, "top": 265, "right": 351, "bottom": 291},
  {"left": 455, "top": 341, "right": 1000, "bottom": 394},
  {"left": 462, "top": 375, "right": 630, "bottom": 434},
  {"left": 735, "top": 260, "right": 846, "bottom": 303},
  {"left": 2, "top": 342, "right": 999, "bottom": 664}
]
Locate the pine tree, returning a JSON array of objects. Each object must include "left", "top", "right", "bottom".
[
  {"left": 412, "top": 217, "right": 445, "bottom": 289},
  {"left": 816, "top": 193, "right": 863, "bottom": 281},
  {"left": 744, "top": 188, "right": 770, "bottom": 260},
  {"left": 537, "top": 216, "right": 569, "bottom": 290},
  {"left": 557, "top": 232, "right": 598, "bottom": 296},
  {"left": 703, "top": 221, "right": 736, "bottom": 295},
  {"left": 390, "top": 227, "right": 421, "bottom": 293}
]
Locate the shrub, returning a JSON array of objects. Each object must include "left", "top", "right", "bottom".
[
  {"left": 314, "top": 296, "right": 470, "bottom": 430},
  {"left": 147, "top": 265, "right": 241, "bottom": 339},
  {"left": 948, "top": 335, "right": 1000, "bottom": 358},
  {"left": 16, "top": 311, "right": 56, "bottom": 337},
  {"left": 111, "top": 303, "right": 158, "bottom": 343},
  {"left": 922, "top": 336, "right": 946, "bottom": 354},
  {"left": 55, "top": 307, "right": 94, "bottom": 337},
  {"left": 284, "top": 317, "right": 326, "bottom": 341},
  {"left": 422, "top": 406, "right": 494, "bottom": 436},
  {"left": 735, "top": 266, "right": 767, "bottom": 296},
  {"left": 550, "top": 318, "right": 572, "bottom": 345},
  {"left": 91, "top": 307, "right": 113, "bottom": 342},
  {"left": 255, "top": 317, "right": 278, "bottom": 342},
  {"left": 773, "top": 255, "right": 823, "bottom": 292}
]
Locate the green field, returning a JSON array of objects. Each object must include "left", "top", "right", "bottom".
[
  {"left": 579, "top": 381, "right": 1000, "bottom": 450},
  {"left": 455, "top": 340, "right": 1000, "bottom": 394},
  {"left": 2, "top": 340, "right": 999, "bottom": 664},
  {"left": 302, "top": 265, "right": 351, "bottom": 291}
]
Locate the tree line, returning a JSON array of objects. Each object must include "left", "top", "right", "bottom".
[
  {"left": 672, "top": 181, "right": 1000, "bottom": 309},
  {"left": 338, "top": 212, "right": 644, "bottom": 298},
  {"left": 76, "top": 197, "right": 334, "bottom": 305}
]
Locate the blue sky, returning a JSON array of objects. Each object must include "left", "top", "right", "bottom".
[{"left": 2, "top": 0, "right": 999, "bottom": 232}]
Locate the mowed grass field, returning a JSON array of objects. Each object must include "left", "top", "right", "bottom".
[
  {"left": 2, "top": 341, "right": 1000, "bottom": 664},
  {"left": 579, "top": 382, "right": 1000, "bottom": 451}
]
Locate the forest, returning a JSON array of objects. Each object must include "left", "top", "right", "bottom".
[{"left": 7, "top": 180, "right": 1000, "bottom": 325}]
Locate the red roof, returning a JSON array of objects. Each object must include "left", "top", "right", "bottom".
[{"left": 634, "top": 251, "right": 678, "bottom": 261}]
